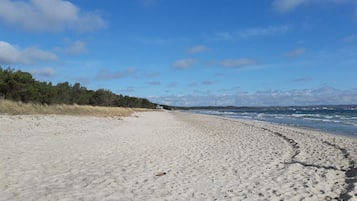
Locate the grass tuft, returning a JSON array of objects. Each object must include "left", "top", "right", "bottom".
[{"left": 0, "top": 100, "right": 149, "bottom": 117}]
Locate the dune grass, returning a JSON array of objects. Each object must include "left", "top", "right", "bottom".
[{"left": 0, "top": 100, "right": 149, "bottom": 117}]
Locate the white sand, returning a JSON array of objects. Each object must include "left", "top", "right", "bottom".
[{"left": 0, "top": 111, "right": 356, "bottom": 201}]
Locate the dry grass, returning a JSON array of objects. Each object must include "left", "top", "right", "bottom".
[{"left": 0, "top": 100, "right": 150, "bottom": 117}]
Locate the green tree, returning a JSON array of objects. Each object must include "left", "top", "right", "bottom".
[
  {"left": 0, "top": 66, "right": 157, "bottom": 108},
  {"left": 89, "top": 89, "right": 116, "bottom": 106},
  {"left": 55, "top": 82, "right": 72, "bottom": 104}
]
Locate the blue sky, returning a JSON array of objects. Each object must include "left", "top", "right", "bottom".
[{"left": 0, "top": 0, "right": 357, "bottom": 106}]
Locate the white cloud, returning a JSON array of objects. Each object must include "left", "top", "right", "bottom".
[
  {"left": 149, "top": 87, "right": 357, "bottom": 106},
  {"left": 187, "top": 45, "right": 209, "bottom": 54},
  {"left": 95, "top": 68, "right": 136, "bottom": 80},
  {"left": 238, "top": 25, "right": 291, "bottom": 38},
  {"left": 206, "top": 32, "right": 234, "bottom": 41},
  {"left": 137, "top": 37, "right": 189, "bottom": 45},
  {"left": 221, "top": 58, "right": 257, "bottom": 68},
  {"left": 207, "top": 25, "right": 291, "bottom": 41},
  {"left": 30, "top": 67, "right": 57, "bottom": 77},
  {"left": 0, "top": 41, "right": 58, "bottom": 64},
  {"left": 343, "top": 34, "right": 357, "bottom": 42},
  {"left": 172, "top": 59, "right": 197, "bottom": 69},
  {"left": 273, "top": 0, "right": 307, "bottom": 13},
  {"left": 65, "top": 40, "right": 87, "bottom": 55},
  {"left": 0, "top": 0, "right": 106, "bottom": 32},
  {"left": 285, "top": 48, "right": 306, "bottom": 57},
  {"left": 273, "top": 0, "right": 355, "bottom": 13}
]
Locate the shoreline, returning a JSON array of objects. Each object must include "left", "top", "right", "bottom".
[
  {"left": 183, "top": 110, "right": 357, "bottom": 137},
  {"left": 1, "top": 111, "right": 356, "bottom": 200},
  {"left": 220, "top": 113, "right": 357, "bottom": 139}
]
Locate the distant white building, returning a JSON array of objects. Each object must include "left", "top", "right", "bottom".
[{"left": 156, "top": 104, "right": 163, "bottom": 110}]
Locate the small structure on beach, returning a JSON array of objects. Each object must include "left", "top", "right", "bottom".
[{"left": 156, "top": 104, "right": 164, "bottom": 110}]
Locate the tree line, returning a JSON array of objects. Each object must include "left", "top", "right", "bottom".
[{"left": 0, "top": 67, "right": 156, "bottom": 108}]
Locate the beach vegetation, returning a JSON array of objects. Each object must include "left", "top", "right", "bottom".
[
  {"left": 0, "top": 66, "right": 156, "bottom": 109},
  {"left": 0, "top": 99, "right": 148, "bottom": 116}
]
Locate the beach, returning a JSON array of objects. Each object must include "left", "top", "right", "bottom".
[{"left": 0, "top": 111, "right": 356, "bottom": 200}]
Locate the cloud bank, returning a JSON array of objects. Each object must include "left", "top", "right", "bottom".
[
  {"left": 149, "top": 87, "right": 357, "bottom": 106},
  {"left": 172, "top": 59, "right": 197, "bottom": 69}
]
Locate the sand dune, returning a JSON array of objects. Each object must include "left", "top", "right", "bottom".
[{"left": 0, "top": 111, "right": 356, "bottom": 200}]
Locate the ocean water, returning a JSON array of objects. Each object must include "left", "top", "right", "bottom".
[{"left": 191, "top": 106, "right": 357, "bottom": 137}]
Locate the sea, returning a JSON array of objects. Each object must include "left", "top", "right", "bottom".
[{"left": 190, "top": 105, "right": 357, "bottom": 137}]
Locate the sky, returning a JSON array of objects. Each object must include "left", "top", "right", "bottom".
[{"left": 0, "top": 0, "right": 357, "bottom": 106}]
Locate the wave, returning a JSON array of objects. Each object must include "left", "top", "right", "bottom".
[{"left": 190, "top": 108, "right": 357, "bottom": 136}]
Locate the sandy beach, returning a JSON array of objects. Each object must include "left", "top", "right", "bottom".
[{"left": 0, "top": 111, "right": 356, "bottom": 201}]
